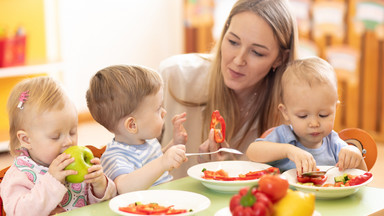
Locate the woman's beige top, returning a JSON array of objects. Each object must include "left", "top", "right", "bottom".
[{"left": 159, "top": 53, "right": 258, "bottom": 179}]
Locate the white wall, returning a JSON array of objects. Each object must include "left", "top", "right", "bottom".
[{"left": 51, "top": 0, "right": 184, "bottom": 112}]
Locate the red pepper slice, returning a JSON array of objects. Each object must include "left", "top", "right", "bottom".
[
  {"left": 348, "top": 172, "right": 372, "bottom": 186},
  {"left": 210, "top": 110, "right": 226, "bottom": 143},
  {"left": 297, "top": 174, "right": 328, "bottom": 185}
]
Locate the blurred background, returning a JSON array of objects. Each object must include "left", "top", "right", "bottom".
[{"left": 0, "top": 0, "right": 383, "bottom": 149}]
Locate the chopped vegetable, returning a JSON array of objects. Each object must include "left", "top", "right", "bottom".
[
  {"left": 201, "top": 167, "right": 280, "bottom": 181},
  {"left": 119, "top": 202, "right": 189, "bottom": 215},
  {"left": 210, "top": 110, "right": 226, "bottom": 143}
]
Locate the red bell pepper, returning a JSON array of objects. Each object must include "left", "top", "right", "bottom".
[
  {"left": 229, "top": 186, "right": 273, "bottom": 216},
  {"left": 210, "top": 110, "right": 226, "bottom": 143},
  {"left": 347, "top": 172, "right": 372, "bottom": 186},
  {"left": 297, "top": 174, "right": 328, "bottom": 186}
]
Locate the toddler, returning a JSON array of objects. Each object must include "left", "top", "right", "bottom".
[
  {"left": 246, "top": 57, "right": 367, "bottom": 175},
  {"left": 86, "top": 65, "right": 187, "bottom": 194},
  {"left": 0, "top": 76, "right": 116, "bottom": 216}
]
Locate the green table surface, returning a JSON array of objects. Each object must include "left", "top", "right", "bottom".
[{"left": 59, "top": 176, "right": 384, "bottom": 216}]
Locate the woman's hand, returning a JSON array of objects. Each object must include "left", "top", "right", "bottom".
[
  {"left": 172, "top": 112, "right": 188, "bottom": 145},
  {"left": 84, "top": 157, "right": 107, "bottom": 198},
  {"left": 286, "top": 146, "right": 317, "bottom": 176},
  {"left": 197, "top": 129, "right": 231, "bottom": 163},
  {"left": 48, "top": 153, "right": 77, "bottom": 184},
  {"left": 337, "top": 145, "right": 366, "bottom": 170},
  {"left": 162, "top": 144, "right": 187, "bottom": 171}
]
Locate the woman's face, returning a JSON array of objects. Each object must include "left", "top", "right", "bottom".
[{"left": 221, "top": 11, "right": 281, "bottom": 95}]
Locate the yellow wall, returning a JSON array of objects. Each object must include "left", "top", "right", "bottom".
[
  {"left": 0, "top": 0, "right": 46, "bottom": 63},
  {"left": 0, "top": 74, "right": 47, "bottom": 141}
]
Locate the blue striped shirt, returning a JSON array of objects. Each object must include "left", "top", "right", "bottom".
[
  {"left": 100, "top": 138, "right": 172, "bottom": 186},
  {"left": 255, "top": 124, "right": 348, "bottom": 173}
]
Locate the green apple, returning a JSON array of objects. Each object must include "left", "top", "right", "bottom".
[{"left": 63, "top": 146, "right": 94, "bottom": 183}]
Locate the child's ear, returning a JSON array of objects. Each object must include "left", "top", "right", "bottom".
[
  {"left": 17, "top": 130, "right": 31, "bottom": 149},
  {"left": 278, "top": 103, "right": 290, "bottom": 122},
  {"left": 124, "top": 117, "right": 138, "bottom": 134}
]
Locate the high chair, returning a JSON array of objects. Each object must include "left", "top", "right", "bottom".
[
  {"left": 260, "top": 127, "right": 377, "bottom": 171},
  {"left": 0, "top": 145, "right": 106, "bottom": 216}
]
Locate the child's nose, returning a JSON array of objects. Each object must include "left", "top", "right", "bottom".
[
  {"left": 309, "top": 118, "right": 320, "bottom": 128},
  {"left": 63, "top": 136, "right": 75, "bottom": 147}
]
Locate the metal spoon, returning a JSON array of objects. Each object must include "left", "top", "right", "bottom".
[
  {"left": 302, "top": 166, "right": 336, "bottom": 177},
  {"left": 185, "top": 148, "right": 243, "bottom": 156}
]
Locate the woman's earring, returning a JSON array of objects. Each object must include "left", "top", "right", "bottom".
[{"left": 272, "top": 67, "right": 277, "bottom": 73}]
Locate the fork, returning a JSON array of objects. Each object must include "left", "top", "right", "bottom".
[{"left": 185, "top": 148, "right": 243, "bottom": 156}]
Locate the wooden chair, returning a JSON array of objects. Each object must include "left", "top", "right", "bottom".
[
  {"left": 0, "top": 145, "right": 106, "bottom": 216},
  {"left": 0, "top": 166, "right": 10, "bottom": 216},
  {"left": 260, "top": 127, "right": 377, "bottom": 171}
]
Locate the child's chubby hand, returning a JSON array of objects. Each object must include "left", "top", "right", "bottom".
[
  {"left": 84, "top": 157, "right": 108, "bottom": 198},
  {"left": 172, "top": 112, "right": 188, "bottom": 145},
  {"left": 286, "top": 146, "right": 317, "bottom": 176},
  {"left": 337, "top": 145, "right": 364, "bottom": 170},
  {"left": 48, "top": 153, "right": 77, "bottom": 184},
  {"left": 162, "top": 144, "right": 187, "bottom": 171}
]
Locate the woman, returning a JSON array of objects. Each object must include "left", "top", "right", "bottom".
[{"left": 160, "top": 0, "right": 298, "bottom": 179}]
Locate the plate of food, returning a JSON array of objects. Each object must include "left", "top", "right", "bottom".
[
  {"left": 187, "top": 161, "right": 277, "bottom": 193},
  {"left": 109, "top": 190, "right": 210, "bottom": 215},
  {"left": 281, "top": 166, "right": 373, "bottom": 199}
]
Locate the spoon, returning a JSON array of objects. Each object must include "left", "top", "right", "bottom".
[
  {"left": 302, "top": 166, "right": 337, "bottom": 177},
  {"left": 185, "top": 148, "right": 243, "bottom": 156}
]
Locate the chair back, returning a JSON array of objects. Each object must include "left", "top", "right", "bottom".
[
  {"left": 85, "top": 145, "right": 106, "bottom": 158},
  {"left": 0, "top": 166, "right": 10, "bottom": 216},
  {"left": 338, "top": 128, "right": 377, "bottom": 171}
]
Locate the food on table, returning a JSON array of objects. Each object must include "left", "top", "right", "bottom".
[
  {"left": 229, "top": 185, "right": 274, "bottom": 216},
  {"left": 297, "top": 170, "right": 372, "bottom": 187},
  {"left": 63, "top": 146, "right": 94, "bottom": 183},
  {"left": 273, "top": 189, "right": 315, "bottom": 216},
  {"left": 210, "top": 110, "right": 226, "bottom": 143},
  {"left": 322, "top": 172, "right": 373, "bottom": 187},
  {"left": 257, "top": 175, "right": 289, "bottom": 203},
  {"left": 201, "top": 167, "right": 280, "bottom": 181},
  {"left": 118, "top": 202, "right": 190, "bottom": 215},
  {"left": 296, "top": 173, "right": 328, "bottom": 186},
  {"left": 229, "top": 175, "right": 315, "bottom": 216}
]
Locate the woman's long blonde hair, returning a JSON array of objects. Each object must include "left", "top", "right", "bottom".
[{"left": 172, "top": 0, "right": 298, "bottom": 146}]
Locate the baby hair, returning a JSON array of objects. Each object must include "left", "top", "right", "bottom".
[
  {"left": 7, "top": 76, "right": 68, "bottom": 156},
  {"left": 86, "top": 65, "right": 163, "bottom": 132},
  {"left": 281, "top": 56, "right": 338, "bottom": 100}
]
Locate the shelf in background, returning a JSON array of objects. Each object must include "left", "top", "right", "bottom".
[{"left": 0, "top": 62, "right": 62, "bottom": 78}]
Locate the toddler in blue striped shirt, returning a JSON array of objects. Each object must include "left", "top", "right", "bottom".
[{"left": 86, "top": 65, "right": 187, "bottom": 194}]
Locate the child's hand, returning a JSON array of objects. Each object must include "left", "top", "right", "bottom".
[
  {"left": 84, "top": 157, "right": 107, "bottom": 198},
  {"left": 172, "top": 112, "right": 187, "bottom": 145},
  {"left": 286, "top": 146, "right": 317, "bottom": 176},
  {"left": 162, "top": 144, "right": 186, "bottom": 171},
  {"left": 337, "top": 145, "right": 364, "bottom": 170},
  {"left": 48, "top": 153, "right": 77, "bottom": 184}
]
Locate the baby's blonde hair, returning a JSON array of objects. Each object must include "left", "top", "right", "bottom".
[
  {"left": 86, "top": 65, "right": 163, "bottom": 133},
  {"left": 281, "top": 56, "right": 338, "bottom": 102},
  {"left": 7, "top": 76, "right": 67, "bottom": 156}
]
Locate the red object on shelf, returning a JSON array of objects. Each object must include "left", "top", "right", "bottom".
[{"left": 0, "top": 35, "right": 26, "bottom": 68}]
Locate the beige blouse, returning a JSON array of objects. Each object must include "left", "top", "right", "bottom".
[{"left": 159, "top": 53, "right": 258, "bottom": 179}]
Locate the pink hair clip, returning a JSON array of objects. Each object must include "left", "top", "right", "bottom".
[{"left": 17, "top": 90, "right": 29, "bottom": 110}]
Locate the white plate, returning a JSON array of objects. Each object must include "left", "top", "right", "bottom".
[
  {"left": 109, "top": 190, "right": 210, "bottom": 216},
  {"left": 187, "top": 161, "right": 271, "bottom": 193},
  {"left": 214, "top": 207, "right": 322, "bottom": 216},
  {"left": 281, "top": 166, "right": 373, "bottom": 199}
]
